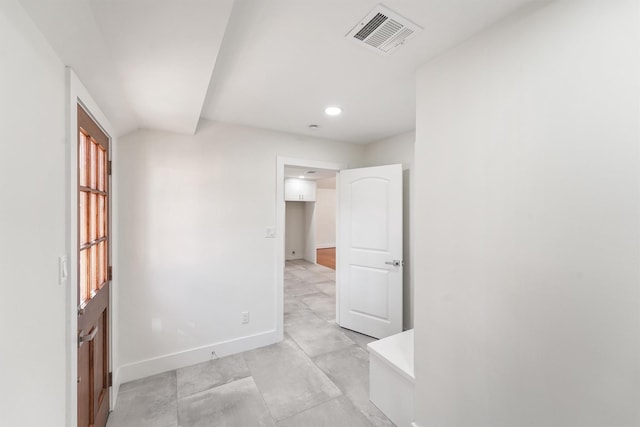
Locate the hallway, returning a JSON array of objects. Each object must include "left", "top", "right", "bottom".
[{"left": 106, "top": 260, "right": 393, "bottom": 426}]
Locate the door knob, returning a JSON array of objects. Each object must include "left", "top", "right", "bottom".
[
  {"left": 78, "top": 326, "right": 99, "bottom": 347},
  {"left": 385, "top": 260, "right": 403, "bottom": 267}
]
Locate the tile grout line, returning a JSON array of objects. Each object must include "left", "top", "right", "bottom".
[
  {"left": 274, "top": 394, "right": 344, "bottom": 424},
  {"left": 240, "top": 351, "right": 279, "bottom": 425},
  {"left": 285, "top": 261, "right": 386, "bottom": 427},
  {"left": 277, "top": 263, "right": 352, "bottom": 423},
  {"left": 173, "top": 370, "right": 180, "bottom": 427}
]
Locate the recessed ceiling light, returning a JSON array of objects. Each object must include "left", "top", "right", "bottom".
[
  {"left": 325, "top": 106, "right": 343, "bottom": 116},
  {"left": 298, "top": 175, "right": 304, "bottom": 179}
]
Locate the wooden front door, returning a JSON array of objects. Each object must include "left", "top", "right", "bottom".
[{"left": 77, "top": 105, "right": 111, "bottom": 427}]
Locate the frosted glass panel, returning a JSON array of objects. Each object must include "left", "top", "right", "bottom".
[
  {"left": 80, "top": 249, "right": 88, "bottom": 304},
  {"left": 80, "top": 192, "right": 88, "bottom": 244},
  {"left": 97, "top": 148, "right": 105, "bottom": 192},
  {"left": 89, "top": 194, "right": 97, "bottom": 242},
  {"left": 79, "top": 132, "right": 88, "bottom": 187},
  {"left": 90, "top": 245, "right": 97, "bottom": 293},
  {"left": 97, "top": 196, "right": 105, "bottom": 239},
  {"left": 90, "top": 141, "right": 97, "bottom": 189},
  {"left": 97, "top": 241, "right": 105, "bottom": 288}
]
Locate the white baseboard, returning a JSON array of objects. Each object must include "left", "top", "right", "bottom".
[
  {"left": 316, "top": 244, "right": 335, "bottom": 249},
  {"left": 117, "top": 329, "right": 278, "bottom": 384}
]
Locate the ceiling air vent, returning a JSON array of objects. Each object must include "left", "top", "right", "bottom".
[{"left": 346, "top": 5, "right": 422, "bottom": 56}]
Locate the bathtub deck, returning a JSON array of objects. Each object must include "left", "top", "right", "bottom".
[{"left": 368, "top": 329, "right": 414, "bottom": 427}]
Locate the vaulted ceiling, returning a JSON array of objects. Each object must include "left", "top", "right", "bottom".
[{"left": 20, "top": 0, "right": 542, "bottom": 143}]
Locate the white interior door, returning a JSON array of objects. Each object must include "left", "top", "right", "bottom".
[{"left": 338, "top": 164, "right": 403, "bottom": 339}]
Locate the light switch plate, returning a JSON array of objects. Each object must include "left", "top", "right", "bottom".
[
  {"left": 265, "top": 226, "right": 276, "bottom": 238},
  {"left": 58, "top": 255, "right": 68, "bottom": 285}
]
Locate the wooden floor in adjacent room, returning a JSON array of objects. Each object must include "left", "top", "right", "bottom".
[{"left": 316, "top": 247, "right": 336, "bottom": 270}]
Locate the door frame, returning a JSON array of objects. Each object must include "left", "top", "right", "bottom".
[
  {"left": 67, "top": 68, "right": 119, "bottom": 426},
  {"left": 275, "top": 157, "right": 345, "bottom": 341}
]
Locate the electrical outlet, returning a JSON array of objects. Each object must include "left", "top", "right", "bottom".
[{"left": 241, "top": 311, "right": 250, "bottom": 324}]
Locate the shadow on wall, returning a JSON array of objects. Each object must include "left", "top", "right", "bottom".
[{"left": 403, "top": 168, "right": 411, "bottom": 330}]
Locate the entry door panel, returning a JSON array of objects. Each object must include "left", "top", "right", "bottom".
[
  {"left": 338, "top": 164, "right": 402, "bottom": 338},
  {"left": 77, "top": 105, "right": 110, "bottom": 427},
  {"left": 78, "top": 284, "right": 110, "bottom": 427}
]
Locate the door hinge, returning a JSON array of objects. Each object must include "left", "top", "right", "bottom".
[
  {"left": 107, "top": 160, "right": 112, "bottom": 176},
  {"left": 108, "top": 372, "right": 113, "bottom": 387},
  {"left": 107, "top": 266, "right": 113, "bottom": 281}
]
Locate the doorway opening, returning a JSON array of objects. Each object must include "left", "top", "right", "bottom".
[
  {"left": 275, "top": 157, "right": 343, "bottom": 341},
  {"left": 277, "top": 157, "right": 380, "bottom": 356},
  {"left": 276, "top": 158, "right": 404, "bottom": 342},
  {"left": 67, "top": 70, "right": 118, "bottom": 427},
  {"left": 284, "top": 166, "right": 337, "bottom": 267},
  {"left": 77, "top": 104, "right": 111, "bottom": 427},
  {"left": 283, "top": 166, "right": 338, "bottom": 327}
]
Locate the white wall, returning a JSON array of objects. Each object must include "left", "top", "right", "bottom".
[
  {"left": 414, "top": 2, "right": 640, "bottom": 426},
  {"left": 315, "top": 185, "right": 337, "bottom": 249},
  {"left": 285, "top": 200, "right": 318, "bottom": 263},
  {"left": 117, "top": 120, "right": 364, "bottom": 380},
  {"left": 0, "top": 1, "right": 67, "bottom": 425},
  {"left": 363, "top": 132, "right": 415, "bottom": 329},
  {"left": 285, "top": 202, "right": 304, "bottom": 260},
  {"left": 303, "top": 201, "right": 316, "bottom": 263}
]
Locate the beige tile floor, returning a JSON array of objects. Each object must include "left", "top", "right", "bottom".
[{"left": 106, "top": 260, "right": 393, "bottom": 427}]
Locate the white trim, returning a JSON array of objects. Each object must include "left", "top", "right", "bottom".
[
  {"left": 66, "top": 68, "right": 119, "bottom": 426},
  {"left": 303, "top": 202, "right": 317, "bottom": 263},
  {"left": 276, "top": 157, "right": 344, "bottom": 340},
  {"left": 110, "top": 125, "right": 121, "bottom": 407},
  {"left": 118, "top": 330, "right": 278, "bottom": 384}
]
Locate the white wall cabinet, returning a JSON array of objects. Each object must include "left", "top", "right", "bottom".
[{"left": 284, "top": 178, "right": 316, "bottom": 201}]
